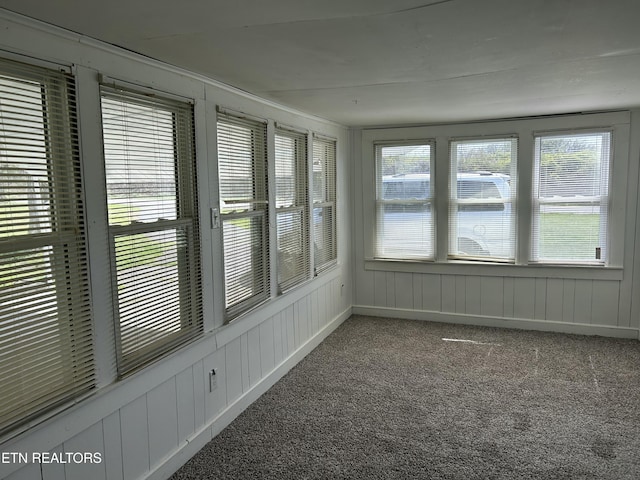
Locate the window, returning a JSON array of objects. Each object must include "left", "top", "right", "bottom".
[
  {"left": 532, "top": 131, "right": 611, "bottom": 263},
  {"left": 217, "top": 112, "right": 269, "bottom": 319},
  {"left": 312, "top": 136, "right": 337, "bottom": 272},
  {"left": 101, "top": 85, "right": 202, "bottom": 376},
  {"left": 449, "top": 138, "right": 517, "bottom": 261},
  {"left": 0, "top": 58, "right": 94, "bottom": 435},
  {"left": 275, "top": 128, "right": 309, "bottom": 292},
  {"left": 375, "top": 143, "right": 434, "bottom": 259}
]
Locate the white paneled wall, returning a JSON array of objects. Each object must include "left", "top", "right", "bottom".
[
  {"left": 355, "top": 271, "right": 629, "bottom": 335},
  {"left": 5, "top": 276, "right": 348, "bottom": 480},
  {"left": 351, "top": 111, "right": 640, "bottom": 339}
]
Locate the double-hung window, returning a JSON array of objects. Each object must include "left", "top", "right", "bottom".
[
  {"left": 532, "top": 131, "right": 611, "bottom": 264},
  {"left": 449, "top": 138, "right": 517, "bottom": 261},
  {"left": 275, "top": 127, "right": 309, "bottom": 292},
  {"left": 101, "top": 85, "right": 202, "bottom": 376},
  {"left": 217, "top": 112, "right": 269, "bottom": 319},
  {"left": 312, "top": 136, "right": 337, "bottom": 272},
  {"left": 0, "top": 58, "right": 94, "bottom": 435},
  {"left": 374, "top": 142, "right": 434, "bottom": 260}
]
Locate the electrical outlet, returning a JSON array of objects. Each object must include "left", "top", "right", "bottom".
[{"left": 209, "top": 368, "right": 217, "bottom": 392}]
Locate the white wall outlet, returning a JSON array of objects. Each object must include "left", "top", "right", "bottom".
[{"left": 209, "top": 368, "right": 217, "bottom": 392}]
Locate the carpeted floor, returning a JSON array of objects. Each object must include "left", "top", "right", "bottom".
[{"left": 171, "top": 315, "right": 640, "bottom": 479}]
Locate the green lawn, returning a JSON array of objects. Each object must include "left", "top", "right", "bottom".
[{"left": 538, "top": 213, "right": 602, "bottom": 261}]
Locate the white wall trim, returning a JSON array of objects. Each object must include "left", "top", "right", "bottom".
[
  {"left": 352, "top": 305, "right": 639, "bottom": 339},
  {"left": 145, "top": 306, "right": 352, "bottom": 480}
]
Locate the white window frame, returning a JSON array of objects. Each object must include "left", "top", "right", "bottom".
[
  {"left": 100, "top": 82, "right": 203, "bottom": 377},
  {"left": 362, "top": 112, "right": 629, "bottom": 277},
  {"left": 448, "top": 136, "right": 518, "bottom": 263},
  {"left": 312, "top": 134, "right": 337, "bottom": 274},
  {"left": 374, "top": 140, "right": 435, "bottom": 261},
  {"left": 275, "top": 125, "right": 311, "bottom": 293},
  {"left": 0, "top": 57, "right": 95, "bottom": 437},
  {"left": 216, "top": 109, "right": 270, "bottom": 320}
]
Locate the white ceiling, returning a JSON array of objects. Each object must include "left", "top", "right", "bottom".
[{"left": 2, "top": 0, "right": 640, "bottom": 126}]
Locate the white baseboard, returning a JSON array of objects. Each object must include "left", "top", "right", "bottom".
[
  {"left": 146, "top": 306, "right": 352, "bottom": 480},
  {"left": 352, "top": 305, "right": 639, "bottom": 339}
]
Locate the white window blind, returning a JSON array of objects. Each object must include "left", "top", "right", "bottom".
[
  {"left": 532, "top": 132, "right": 611, "bottom": 263},
  {"left": 375, "top": 143, "right": 433, "bottom": 260},
  {"left": 312, "top": 136, "right": 337, "bottom": 272},
  {"left": 449, "top": 138, "right": 517, "bottom": 261},
  {"left": 101, "top": 86, "right": 202, "bottom": 376},
  {"left": 217, "top": 112, "right": 269, "bottom": 319},
  {"left": 275, "top": 128, "right": 309, "bottom": 292},
  {"left": 0, "top": 58, "right": 94, "bottom": 436}
]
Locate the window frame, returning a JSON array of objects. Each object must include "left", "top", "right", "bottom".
[
  {"left": 374, "top": 140, "right": 435, "bottom": 261},
  {"left": 448, "top": 136, "right": 518, "bottom": 263},
  {"left": 312, "top": 134, "right": 338, "bottom": 274},
  {"left": 274, "top": 125, "right": 311, "bottom": 293},
  {"left": 0, "top": 57, "right": 95, "bottom": 437},
  {"left": 216, "top": 110, "right": 270, "bottom": 320},
  {"left": 530, "top": 129, "right": 612, "bottom": 265},
  {"left": 100, "top": 83, "right": 203, "bottom": 377},
  {"left": 362, "top": 112, "right": 629, "bottom": 276}
]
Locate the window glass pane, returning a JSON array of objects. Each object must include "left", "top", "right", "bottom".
[
  {"left": 218, "top": 113, "right": 269, "bottom": 317},
  {"left": 312, "top": 137, "right": 336, "bottom": 272},
  {"left": 102, "top": 98, "right": 177, "bottom": 224},
  {"left": 275, "top": 130, "right": 309, "bottom": 291},
  {"left": 375, "top": 144, "right": 433, "bottom": 259},
  {"left": 532, "top": 132, "right": 610, "bottom": 263},
  {"left": 449, "top": 138, "right": 517, "bottom": 260}
]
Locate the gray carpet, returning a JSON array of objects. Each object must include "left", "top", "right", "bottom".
[{"left": 171, "top": 315, "right": 640, "bottom": 479}]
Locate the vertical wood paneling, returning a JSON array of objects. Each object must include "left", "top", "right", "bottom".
[
  {"left": 298, "top": 298, "right": 310, "bottom": 344},
  {"left": 373, "top": 271, "right": 387, "bottom": 307},
  {"left": 513, "top": 278, "right": 535, "bottom": 319},
  {"left": 147, "top": 379, "right": 178, "bottom": 469},
  {"left": 176, "top": 367, "right": 196, "bottom": 443},
  {"left": 192, "top": 360, "right": 205, "bottom": 428},
  {"left": 591, "top": 280, "right": 620, "bottom": 326},
  {"left": 259, "top": 317, "right": 276, "bottom": 376},
  {"left": 356, "top": 270, "right": 375, "bottom": 306},
  {"left": 412, "top": 273, "right": 423, "bottom": 310},
  {"left": 480, "top": 276, "right": 503, "bottom": 317},
  {"left": 204, "top": 348, "right": 227, "bottom": 422},
  {"left": 102, "top": 411, "right": 124, "bottom": 480},
  {"left": 386, "top": 272, "right": 396, "bottom": 307},
  {"left": 534, "top": 278, "right": 547, "bottom": 320},
  {"left": 63, "top": 422, "right": 106, "bottom": 480},
  {"left": 503, "top": 277, "right": 514, "bottom": 317},
  {"left": 225, "top": 337, "right": 243, "bottom": 404},
  {"left": 574, "top": 279, "right": 594, "bottom": 324},
  {"left": 395, "top": 272, "right": 413, "bottom": 309},
  {"left": 465, "top": 276, "right": 481, "bottom": 315},
  {"left": 311, "top": 289, "right": 319, "bottom": 334},
  {"left": 120, "top": 396, "right": 150, "bottom": 480},
  {"left": 285, "top": 305, "right": 296, "bottom": 355},
  {"left": 455, "top": 276, "right": 466, "bottom": 313},
  {"left": 247, "top": 327, "right": 261, "bottom": 388},
  {"left": 422, "top": 274, "right": 442, "bottom": 311},
  {"left": 272, "top": 312, "right": 284, "bottom": 366},
  {"left": 6, "top": 463, "right": 41, "bottom": 480},
  {"left": 293, "top": 301, "right": 302, "bottom": 349},
  {"left": 41, "top": 446, "right": 65, "bottom": 480},
  {"left": 545, "top": 278, "right": 564, "bottom": 321},
  {"left": 441, "top": 275, "right": 456, "bottom": 312},
  {"left": 240, "top": 333, "right": 250, "bottom": 392},
  {"left": 562, "top": 279, "right": 576, "bottom": 323}
]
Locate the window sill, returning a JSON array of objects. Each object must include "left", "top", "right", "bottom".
[{"left": 364, "top": 258, "right": 623, "bottom": 281}]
